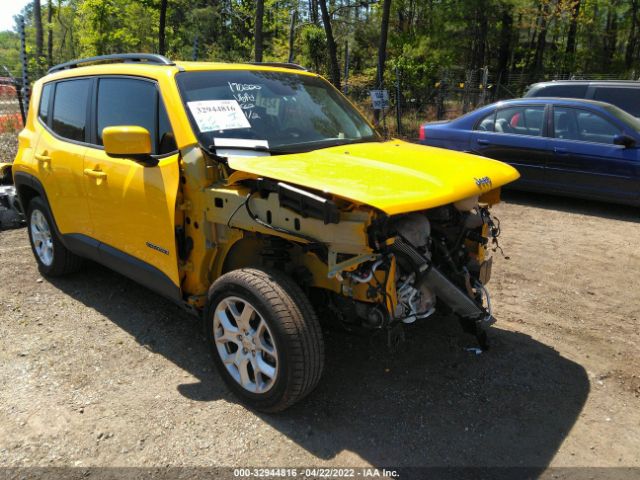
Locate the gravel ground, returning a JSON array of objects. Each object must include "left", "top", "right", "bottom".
[{"left": 0, "top": 191, "right": 638, "bottom": 471}]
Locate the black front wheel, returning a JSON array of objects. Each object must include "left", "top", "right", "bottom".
[{"left": 205, "top": 268, "right": 324, "bottom": 412}]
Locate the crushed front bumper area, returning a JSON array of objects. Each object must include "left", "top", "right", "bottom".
[{"left": 0, "top": 184, "right": 25, "bottom": 229}]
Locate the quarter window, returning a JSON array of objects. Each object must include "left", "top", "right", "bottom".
[
  {"left": 51, "top": 79, "right": 91, "bottom": 142},
  {"left": 158, "top": 101, "right": 177, "bottom": 154},
  {"left": 39, "top": 83, "right": 52, "bottom": 126}
]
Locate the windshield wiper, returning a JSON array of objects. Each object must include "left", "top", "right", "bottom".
[
  {"left": 261, "top": 137, "right": 380, "bottom": 154},
  {"left": 207, "top": 144, "right": 294, "bottom": 155},
  {"left": 322, "top": 137, "right": 381, "bottom": 148}
]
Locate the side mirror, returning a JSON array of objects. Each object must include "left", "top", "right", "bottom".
[
  {"left": 613, "top": 133, "right": 636, "bottom": 148},
  {"left": 102, "top": 126, "right": 157, "bottom": 165}
]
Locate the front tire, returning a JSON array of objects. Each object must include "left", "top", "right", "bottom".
[
  {"left": 206, "top": 268, "right": 324, "bottom": 412},
  {"left": 26, "top": 197, "right": 82, "bottom": 276}
]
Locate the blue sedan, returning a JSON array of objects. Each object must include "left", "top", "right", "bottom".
[{"left": 419, "top": 98, "right": 640, "bottom": 206}]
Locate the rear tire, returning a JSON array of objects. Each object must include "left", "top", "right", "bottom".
[
  {"left": 205, "top": 268, "right": 324, "bottom": 412},
  {"left": 26, "top": 197, "right": 82, "bottom": 276}
]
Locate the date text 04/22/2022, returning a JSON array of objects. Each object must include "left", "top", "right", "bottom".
[{"left": 233, "top": 468, "right": 399, "bottom": 478}]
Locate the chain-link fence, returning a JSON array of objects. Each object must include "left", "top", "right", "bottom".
[
  {"left": 0, "top": 75, "right": 24, "bottom": 164},
  {"left": 0, "top": 62, "right": 638, "bottom": 158},
  {"left": 348, "top": 68, "right": 640, "bottom": 140}
]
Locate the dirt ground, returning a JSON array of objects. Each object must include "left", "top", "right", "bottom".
[{"left": 0, "top": 190, "right": 639, "bottom": 471}]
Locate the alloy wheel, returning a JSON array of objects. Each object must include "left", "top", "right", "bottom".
[
  {"left": 213, "top": 296, "right": 279, "bottom": 393},
  {"left": 30, "top": 209, "right": 54, "bottom": 266}
]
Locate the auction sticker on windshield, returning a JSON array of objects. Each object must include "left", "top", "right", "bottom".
[{"left": 187, "top": 100, "right": 251, "bottom": 132}]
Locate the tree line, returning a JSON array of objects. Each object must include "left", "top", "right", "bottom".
[{"left": 1, "top": 0, "right": 640, "bottom": 100}]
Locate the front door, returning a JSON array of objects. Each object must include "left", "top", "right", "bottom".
[
  {"left": 547, "top": 106, "right": 640, "bottom": 204},
  {"left": 83, "top": 76, "right": 181, "bottom": 297}
]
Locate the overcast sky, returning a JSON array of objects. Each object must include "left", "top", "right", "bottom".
[{"left": 1, "top": 0, "right": 33, "bottom": 32}]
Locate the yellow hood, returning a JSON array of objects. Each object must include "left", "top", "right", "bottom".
[{"left": 227, "top": 140, "right": 520, "bottom": 215}]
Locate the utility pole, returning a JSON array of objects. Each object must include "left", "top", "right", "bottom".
[
  {"left": 288, "top": 9, "right": 297, "bottom": 63},
  {"left": 192, "top": 34, "right": 199, "bottom": 61},
  {"left": 373, "top": 0, "right": 392, "bottom": 124},
  {"left": 255, "top": 0, "right": 265, "bottom": 62},
  {"left": 343, "top": 41, "right": 349, "bottom": 94},
  {"left": 480, "top": 66, "right": 489, "bottom": 105},
  {"left": 395, "top": 66, "right": 401, "bottom": 136},
  {"left": 18, "top": 16, "right": 30, "bottom": 115}
]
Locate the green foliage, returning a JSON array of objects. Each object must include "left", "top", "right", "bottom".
[
  {"left": 1, "top": 0, "right": 639, "bottom": 92},
  {"left": 0, "top": 32, "right": 21, "bottom": 77},
  {"left": 76, "top": 0, "right": 159, "bottom": 56},
  {"left": 300, "top": 25, "right": 327, "bottom": 74}
]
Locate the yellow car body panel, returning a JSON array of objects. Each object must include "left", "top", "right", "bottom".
[
  {"left": 13, "top": 58, "right": 518, "bottom": 306},
  {"left": 227, "top": 140, "right": 520, "bottom": 215},
  {"left": 82, "top": 149, "right": 181, "bottom": 285}
]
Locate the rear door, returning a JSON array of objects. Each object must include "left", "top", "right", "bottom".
[
  {"left": 470, "top": 104, "right": 551, "bottom": 187},
  {"left": 34, "top": 78, "right": 93, "bottom": 236},
  {"left": 547, "top": 106, "right": 640, "bottom": 203}
]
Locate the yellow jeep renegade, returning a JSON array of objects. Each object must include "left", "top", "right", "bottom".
[{"left": 13, "top": 53, "right": 519, "bottom": 411}]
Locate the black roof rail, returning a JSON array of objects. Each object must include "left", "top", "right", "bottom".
[
  {"left": 246, "top": 62, "right": 308, "bottom": 71},
  {"left": 48, "top": 53, "right": 174, "bottom": 74}
]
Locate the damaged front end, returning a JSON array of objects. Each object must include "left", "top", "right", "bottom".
[
  {"left": 198, "top": 160, "right": 505, "bottom": 350},
  {"left": 344, "top": 191, "right": 503, "bottom": 349},
  {"left": 0, "top": 163, "right": 24, "bottom": 229}
]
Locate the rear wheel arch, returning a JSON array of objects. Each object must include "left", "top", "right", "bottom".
[
  {"left": 14, "top": 172, "right": 46, "bottom": 212},
  {"left": 15, "top": 182, "right": 39, "bottom": 212},
  {"left": 13, "top": 173, "right": 60, "bottom": 233}
]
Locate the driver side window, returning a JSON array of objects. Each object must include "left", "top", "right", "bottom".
[
  {"left": 96, "top": 77, "right": 177, "bottom": 155},
  {"left": 553, "top": 107, "right": 622, "bottom": 144}
]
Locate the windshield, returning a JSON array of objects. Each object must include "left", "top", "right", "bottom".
[
  {"left": 603, "top": 104, "right": 640, "bottom": 132},
  {"left": 176, "top": 70, "right": 380, "bottom": 153}
]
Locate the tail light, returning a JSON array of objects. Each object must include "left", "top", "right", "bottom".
[{"left": 419, "top": 125, "right": 426, "bottom": 141}]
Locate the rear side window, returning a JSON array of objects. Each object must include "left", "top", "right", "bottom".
[
  {"left": 51, "top": 79, "right": 91, "bottom": 142},
  {"left": 530, "top": 84, "right": 588, "bottom": 98},
  {"left": 593, "top": 87, "right": 640, "bottom": 117},
  {"left": 494, "top": 106, "right": 545, "bottom": 136},
  {"left": 96, "top": 77, "right": 176, "bottom": 154},
  {"left": 475, "top": 111, "right": 495, "bottom": 132},
  {"left": 38, "top": 83, "right": 52, "bottom": 125}
]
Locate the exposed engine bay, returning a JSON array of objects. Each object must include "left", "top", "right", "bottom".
[{"left": 327, "top": 194, "right": 501, "bottom": 349}]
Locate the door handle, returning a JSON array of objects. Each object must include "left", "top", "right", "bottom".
[
  {"left": 476, "top": 138, "right": 490, "bottom": 145},
  {"left": 554, "top": 147, "right": 568, "bottom": 155},
  {"left": 83, "top": 168, "right": 107, "bottom": 179},
  {"left": 35, "top": 152, "right": 51, "bottom": 166}
]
